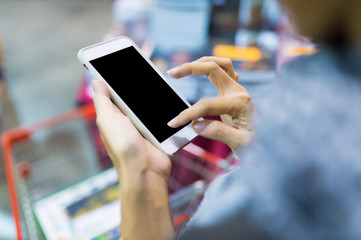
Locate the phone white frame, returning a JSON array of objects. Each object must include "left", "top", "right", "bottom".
[{"left": 78, "top": 36, "right": 197, "bottom": 155}]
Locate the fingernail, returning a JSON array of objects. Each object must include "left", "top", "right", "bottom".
[
  {"left": 167, "top": 67, "right": 179, "bottom": 75},
  {"left": 167, "top": 117, "right": 179, "bottom": 127},
  {"left": 193, "top": 121, "right": 207, "bottom": 133}
]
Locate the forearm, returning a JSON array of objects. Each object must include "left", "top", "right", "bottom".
[{"left": 120, "top": 169, "right": 175, "bottom": 240}]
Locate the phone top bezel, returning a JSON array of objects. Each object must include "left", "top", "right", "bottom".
[{"left": 78, "top": 36, "right": 197, "bottom": 155}]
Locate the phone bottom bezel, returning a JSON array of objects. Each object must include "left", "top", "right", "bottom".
[{"left": 160, "top": 124, "right": 197, "bottom": 155}]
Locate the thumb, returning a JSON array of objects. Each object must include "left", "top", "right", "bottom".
[{"left": 192, "top": 119, "right": 253, "bottom": 151}]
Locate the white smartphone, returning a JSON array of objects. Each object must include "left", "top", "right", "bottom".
[{"left": 78, "top": 36, "right": 198, "bottom": 155}]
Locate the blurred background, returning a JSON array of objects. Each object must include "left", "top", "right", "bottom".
[{"left": 0, "top": 0, "right": 315, "bottom": 239}]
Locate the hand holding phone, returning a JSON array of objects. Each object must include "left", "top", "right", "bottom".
[
  {"left": 78, "top": 36, "right": 197, "bottom": 155},
  {"left": 92, "top": 79, "right": 172, "bottom": 173},
  {"left": 92, "top": 79, "right": 176, "bottom": 240}
]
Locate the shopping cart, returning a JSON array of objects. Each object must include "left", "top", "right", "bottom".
[{"left": 2, "top": 103, "right": 235, "bottom": 240}]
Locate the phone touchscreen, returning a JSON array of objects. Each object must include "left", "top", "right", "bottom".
[{"left": 90, "top": 46, "right": 189, "bottom": 142}]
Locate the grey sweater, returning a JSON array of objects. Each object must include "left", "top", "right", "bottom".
[{"left": 180, "top": 47, "right": 361, "bottom": 240}]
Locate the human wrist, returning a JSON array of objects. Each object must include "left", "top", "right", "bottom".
[
  {"left": 120, "top": 168, "right": 174, "bottom": 240},
  {"left": 114, "top": 141, "right": 171, "bottom": 181},
  {"left": 120, "top": 166, "right": 168, "bottom": 193},
  {"left": 111, "top": 142, "right": 149, "bottom": 177}
]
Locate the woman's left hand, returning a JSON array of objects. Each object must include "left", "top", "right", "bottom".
[
  {"left": 93, "top": 80, "right": 175, "bottom": 240},
  {"left": 92, "top": 80, "right": 171, "bottom": 181}
]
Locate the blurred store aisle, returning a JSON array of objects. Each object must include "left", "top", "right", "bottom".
[
  {"left": 0, "top": 0, "right": 113, "bottom": 238},
  {"left": 0, "top": 0, "right": 113, "bottom": 125}
]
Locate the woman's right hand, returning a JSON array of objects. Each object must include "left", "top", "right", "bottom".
[{"left": 167, "top": 56, "right": 255, "bottom": 151}]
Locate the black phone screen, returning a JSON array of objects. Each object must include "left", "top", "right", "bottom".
[{"left": 90, "top": 46, "right": 189, "bottom": 142}]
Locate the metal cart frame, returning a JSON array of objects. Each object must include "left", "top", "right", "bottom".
[{"left": 2, "top": 104, "right": 231, "bottom": 240}]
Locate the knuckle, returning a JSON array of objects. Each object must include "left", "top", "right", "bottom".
[
  {"left": 241, "top": 93, "right": 252, "bottom": 106},
  {"left": 208, "top": 62, "right": 218, "bottom": 71},
  {"left": 224, "top": 58, "right": 232, "bottom": 66},
  {"left": 198, "top": 56, "right": 213, "bottom": 62},
  {"left": 182, "top": 62, "right": 191, "bottom": 69},
  {"left": 232, "top": 94, "right": 242, "bottom": 103},
  {"left": 198, "top": 56, "right": 207, "bottom": 62},
  {"left": 232, "top": 94, "right": 252, "bottom": 113},
  {"left": 197, "top": 98, "right": 210, "bottom": 109},
  {"left": 236, "top": 93, "right": 251, "bottom": 102}
]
